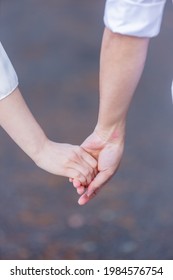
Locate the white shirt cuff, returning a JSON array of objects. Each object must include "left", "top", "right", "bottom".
[
  {"left": 104, "top": 0, "right": 166, "bottom": 38},
  {"left": 0, "top": 42, "right": 18, "bottom": 100}
]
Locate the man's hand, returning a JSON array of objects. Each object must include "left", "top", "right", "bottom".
[
  {"left": 70, "top": 28, "right": 148, "bottom": 205},
  {"left": 71, "top": 129, "right": 124, "bottom": 205}
]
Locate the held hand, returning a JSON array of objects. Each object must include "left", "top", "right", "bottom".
[
  {"left": 35, "top": 139, "right": 97, "bottom": 185},
  {"left": 71, "top": 130, "right": 124, "bottom": 205}
]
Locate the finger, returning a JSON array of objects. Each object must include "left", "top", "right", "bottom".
[
  {"left": 80, "top": 147, "right": 98, "bottom": 181},
  {"left": 69, "top": 178, "right": 84, "bottom": 189},
  {"left": 69, "top": 177, "right": 81, "bottom": 189},
  {"left": 68, "top": 176, "right": 87, "bottom": 194},
  {"left": 68, "top": 147, "right": 95, "bottom": 185},
  {"left": 68, "top": 152, "right": 97, "bottom": 186},
  {"left": 93, "top": 166, "right": 98, "bottom": 177},
  {"left": 78, "top": 193, "right": 90, "bottom": 205},
  {"left": 78, "top": 188, "right": 100, "bottom": 205},
  {"left": 67, "top": 169, "right": 87, "bottom": 185},
  {"left": 76, "top": 186, "right": 85, "bottom": 195},
  {"left": 80, "top": 147, "right": 98, "bottom": 168},
  {"left": 69, "top": 154, "right": 98, "bottom": 188},
  {"left": 73, "top": 179, "right": 82, "bottom": 188},
  {"left": 72, "top": 161, "right": 93, "bottom": 186},
  {"left": 78, "top": 170, "right": 111, "bottom": 205},
  {"left": 68, "top": 163, "right": 90, "bottom": 186},
  {"left": 86, "top": 171, "right": 111, "bottom": 197},
  {"left": 69, "top": 178, "right": 86, "bottom": 192}
]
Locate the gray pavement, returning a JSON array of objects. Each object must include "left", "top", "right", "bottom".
[{"left": 0, "top": 0, "right": 173, "bottom": 259}]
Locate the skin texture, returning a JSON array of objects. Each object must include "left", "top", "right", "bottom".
[
  {"left": 72, "top": 28, "right": 150, "bottom": 205},
  {"left": 78, "top": 129, "right": 124, "bottom": 205},
  {"left": 0, "top": 87, "right": 97, "bottom": 183},
  {"left": 0, "top": 27, "right": 149, "bottom": 205}
]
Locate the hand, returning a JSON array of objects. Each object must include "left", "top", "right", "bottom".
[
  {"left": 35, "top": 139, "right": 97, "bottom": 185},
  {"left": 71, "top": 129, "right": 124, "bottom": 205}
]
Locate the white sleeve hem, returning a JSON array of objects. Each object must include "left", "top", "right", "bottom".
[
  {"left": 0, "top": 82, "right": 19, "bottom": 101},
  {"left": 104, "top": 0, "right": 166, "bottom": 38},
  {"left": 0, "top": 42, "right": 19, "bottom": 100}
]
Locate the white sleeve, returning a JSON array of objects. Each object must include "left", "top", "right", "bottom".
[
  {"left": 104, "top": 0, "right": 166, "bottom": 38},
  {"left": 0, "top": 42, "right": 18, "bottom": 100}
]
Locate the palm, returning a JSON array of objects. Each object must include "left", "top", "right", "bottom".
[{"left": 96, "top": 142, "right": 123, "bottom": 175}]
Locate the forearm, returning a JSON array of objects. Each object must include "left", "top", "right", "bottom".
[
  {"left": 0, "top": 87, "right": 47, "bottom": 162},
  {"left": 0, "top": 87, "right": 97, "bottom": 183},
  {"left": 96, "top": 27, "right": 149, "bottom": 141}
]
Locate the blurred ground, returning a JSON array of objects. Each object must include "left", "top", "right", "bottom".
[{"left": 0, "top": 0, "right": 173, "bottom": 260}]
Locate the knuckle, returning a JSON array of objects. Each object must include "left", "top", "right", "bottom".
[
  {"left": 70, "top": 151, "right": 78, "bottom": 161},
  {"left": 84, "top": 167, "right": 89, "bottom": 175},
  {"left": 89, "top": 165, "right": 94, "bottom": 173},
  {"left": 85, "top": 169, "right": 91, "bottom": 178},
  {"left": 92, "top": 160, "right": 97, "bottom": 169},
  {"left": 75, "top": 171, "right": 81, "bottom": 178},
  {"left": 74, "top": 146, "right": 81, "bottom": 154},
  {"left": 75, "top": 172, "right": 85, "bottom": 183}
]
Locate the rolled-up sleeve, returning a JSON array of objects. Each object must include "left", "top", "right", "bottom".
[
  {"left": 0, "top": 42, "right": 18, "bottom": 100},
  {"left": 104, "top": 0, "right": 166, "bottom": 38}
]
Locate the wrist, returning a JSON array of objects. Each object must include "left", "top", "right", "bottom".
[
  {"left": 94, "top": 121, "right": 126, "bottom": 144},
  {"left": 31, "top": 133, "right": 48, "bottom": 165}
]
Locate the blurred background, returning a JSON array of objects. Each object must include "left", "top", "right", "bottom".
[{"left": 0, "top": 0, "right": 173, "bottom": 260}]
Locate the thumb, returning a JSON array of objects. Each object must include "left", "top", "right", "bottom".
[
  {"left": 78, "top": 170, "right": 111, "bottom": 205},
  {"left": 81, "top": 143, "right": 98, "bottom": 160},
  {"left": 81, "top": 139, "right": 102, "bottom": 160},
  {"left": 86, "top": 170, "right": 111, "bottom": 197},
  {"left": 81, "top": 132, "right": 105, "bottom": 152}
]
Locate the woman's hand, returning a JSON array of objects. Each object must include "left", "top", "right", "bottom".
[{"left": 35, "top": 139, "right": 97, "bottom": 186}]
